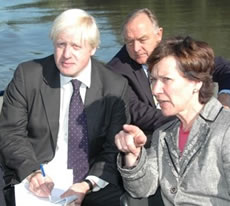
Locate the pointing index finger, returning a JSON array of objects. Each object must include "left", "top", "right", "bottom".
[{"left": 123, "top": 124, "right": 146, "bottom": 147}]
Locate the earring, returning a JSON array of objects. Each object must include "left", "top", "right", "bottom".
[{"left": 193, "top": 89, "right": 198, "bottom": 94}]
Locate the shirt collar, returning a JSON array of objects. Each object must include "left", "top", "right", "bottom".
[
  {"left": 142, "top": 64, "right": 149, "bottom": 77},
  {"left": 60, "top": 59, "right": 92, "bottom": 88},
  {"left": 142, "top": 64, "right": 148, "bottom": 70}
]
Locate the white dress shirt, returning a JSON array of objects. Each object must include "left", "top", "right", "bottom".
[
  {"left": 44, "top": 59, "right": 108, "bottom": 191},
  {"left": 142, "top": 64, "right": 161, "bottom": 109},
  {"left": 142, "top": 64, "right": 149, "bottom": 77}
]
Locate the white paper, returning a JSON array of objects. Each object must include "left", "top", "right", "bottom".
[
  {"left": 49, "top": 190, "right": 77, "bottom": 205},
  {"left": 15, "top": 167, "right": 77, "bottom": 206}
]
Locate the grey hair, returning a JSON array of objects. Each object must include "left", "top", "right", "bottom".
[{"left": 121, "top": 8, "right": 160, "bottom": 40}]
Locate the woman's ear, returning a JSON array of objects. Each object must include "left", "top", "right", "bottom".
[{"left": 193, "top": 81, "right": 203, "bottom": 93}]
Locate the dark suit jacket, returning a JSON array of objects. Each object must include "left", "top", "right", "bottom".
[
  {"left": 108, "top": 45, "right": 230, "bottom": 140},
  {"left": 108, "top": 46, "right": 174, "bottom": 141},
  {"left": 0, "top": 165, "right": 6, "bottom": 206},
  {"left": 0, "top": 55, "right": 130, "bottom": 187}
]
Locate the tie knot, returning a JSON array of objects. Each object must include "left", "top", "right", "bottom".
[{"left": 71, "top": 79, "right": 81, "bottom": 91}]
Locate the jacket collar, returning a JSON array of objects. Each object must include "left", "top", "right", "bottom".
[
  {"left": 163, "top": 97, "right": 223, "bottom": 176},
  {"left": 199, "top": 97, "right": 223, "bottom": 121},
  {"left": 121, "top": 46, "right": 154, "bottom": 106}
]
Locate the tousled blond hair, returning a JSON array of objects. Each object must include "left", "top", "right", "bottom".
[{"left": 50, "top": 9, "right": 100, "bottom": 49}]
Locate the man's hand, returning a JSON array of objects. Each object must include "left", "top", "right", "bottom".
[
  {"left": 27, "top": 171, "right": 54, "bottom": 197},
  {"left": 218, "top": 93, "right": 230, "bottom": 109},
  {"left": 115, "top": 124, "right": 147, "bottom": 167},
  {"left": 61, "top": 181, "right": 91, "bottom": 206}
]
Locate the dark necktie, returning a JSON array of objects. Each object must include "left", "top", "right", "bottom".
[{"left": 68, "top": 79, "right": 89, "bottom": 183}]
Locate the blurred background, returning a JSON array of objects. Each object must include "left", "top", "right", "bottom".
[{"left": 1, "top": 0, "right": 230, "bottom": 90}]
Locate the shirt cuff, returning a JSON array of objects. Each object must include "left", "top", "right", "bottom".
[{"left": 85, "top": 176, "right": 109, "bottom": 192}]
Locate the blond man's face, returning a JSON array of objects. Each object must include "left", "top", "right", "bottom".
[{"left": 54, "top": 27, "right": 96, "bottom": 77}]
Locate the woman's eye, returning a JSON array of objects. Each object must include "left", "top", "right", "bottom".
[{"left": 162, "top": 77, "right": 172, "bottom": 83}]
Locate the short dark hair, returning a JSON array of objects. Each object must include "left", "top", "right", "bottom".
[{"left": 147, "top": 36, "right": 215, "bottom": 104}]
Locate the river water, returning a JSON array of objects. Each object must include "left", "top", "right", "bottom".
[{"left": 1, "top": 0, "right": 230, "bottom": 90}]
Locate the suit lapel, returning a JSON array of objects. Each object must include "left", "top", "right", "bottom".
[
  {"left": 163, "top": 120, "right": 181, "bottom": 176},
  {"left": 164, "top": 117, "right": 211, "bottom": 177},
  {"left": 179, "top": 119, "right": 210, "bottom": 176},
  {"left": 133, "top": 67, "right": 154, "bottom": 106},
  {"left": 163, "top": 98, "right": 222, "bottom": 178},
  {"left": 84, "top": 60, "right": 103, "bottom": 140},
  {"left": 179, "top": 97, "right": 222, "bottom": 175},
  {"left": 40, "top": 56, "right": 60, "bottom": 145},
  {"left": 120, "top": 46, "right": 154, "bottom": 106}
]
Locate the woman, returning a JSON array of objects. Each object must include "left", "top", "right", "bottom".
[{"left": 115, "top": 36, "right": 230, "bottom": 205}]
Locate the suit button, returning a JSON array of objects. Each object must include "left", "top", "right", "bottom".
[{"left": 170, "top": 186, "right": 177, "bottom": 194}]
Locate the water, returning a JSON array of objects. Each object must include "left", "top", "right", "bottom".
[{"left": 1, "top": 0, "right": 230, "bottom": 90}]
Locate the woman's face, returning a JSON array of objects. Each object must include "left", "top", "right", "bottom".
[{"left": 151, "top": 56, "right": 199, "bottom": 117}]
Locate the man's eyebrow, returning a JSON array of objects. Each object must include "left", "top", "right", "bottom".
[
  {"left": 137, "top": 35, "right": 148, "bottom": 40},
  {"left": 125, "top": 34, "right": 148, "bottom": 42}
]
